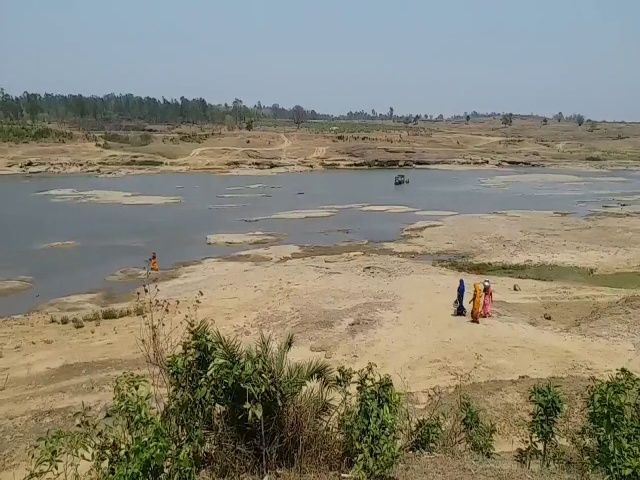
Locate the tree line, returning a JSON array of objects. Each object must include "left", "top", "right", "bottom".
[{"left": 0, "top": 88, "right": 591, "bottom": 128}]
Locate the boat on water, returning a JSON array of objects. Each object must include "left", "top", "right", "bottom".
[{"left": 394, "top": 174, "right": 409, "bottom": 185}]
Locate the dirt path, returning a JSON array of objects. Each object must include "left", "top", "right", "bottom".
[{"left": 186, "top": 133, "right": 291, "bottom": 158}]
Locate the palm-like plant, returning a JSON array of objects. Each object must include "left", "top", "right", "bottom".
[{"left": 166, "top": 321, "right": 338, "bottom": 474}]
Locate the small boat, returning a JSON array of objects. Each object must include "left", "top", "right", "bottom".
[{"left": 394, "top": 174, "right": 409, "bottom": 185}]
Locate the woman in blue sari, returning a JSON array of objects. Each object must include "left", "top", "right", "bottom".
[{"left": 455, "top": 279, "right": 467, "bottom": 316}]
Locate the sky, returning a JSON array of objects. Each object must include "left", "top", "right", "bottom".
[{"left": 1, "top": 0, "right": 639, "bottom": 121}]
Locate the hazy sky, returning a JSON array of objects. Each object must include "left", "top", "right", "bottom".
[{"left": 1, "top": 0, "right": 639, "bottom": 120}]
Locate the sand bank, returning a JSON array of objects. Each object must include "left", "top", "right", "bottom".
[
  {"left": 359, "top": 205, "right": 418, "bottom": 213},
  {"left": 243, "top": 209, "right": 338, "bottom": 222},
  {"left": 35, "top": 189, "right": 182, "bottom": 205},
  {"left": 0, "top": 278, "right": 33, "bottom": 297},
  {"left": 40, "top": 241, "right": 79, "bottom": 249},
  {"left": 206, "top": 232, "right": 282, "bottom": 245}
]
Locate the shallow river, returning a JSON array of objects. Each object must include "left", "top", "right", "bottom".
[{"left": 1, "top": 168, "right": 639, "bottom": 316}]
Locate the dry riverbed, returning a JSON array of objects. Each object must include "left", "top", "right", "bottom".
[{"left": 2, "top": 209, "right": 640, "bottom": 476}]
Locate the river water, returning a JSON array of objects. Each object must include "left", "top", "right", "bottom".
[{"left": 1, "top": 168, "right": 638, "bottom": 316}]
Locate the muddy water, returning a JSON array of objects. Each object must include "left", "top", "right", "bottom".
[{"left": 1, "top": 168, "right": 639, "bottom": 316}]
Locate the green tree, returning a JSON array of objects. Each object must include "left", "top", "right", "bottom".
[
  {"left": 501, "top": 113, "right": 513, "bottom": 126},
  {"left": 388, "top": 106, "right": 394, "bottom": 120},
  {"left": 575, "top": 114, "right": 585, "bottom": 127},
  {"left": 292, "top": 105, "right": 306, "bottom": 129}
]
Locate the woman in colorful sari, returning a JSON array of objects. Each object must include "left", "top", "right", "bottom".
[
  {"left": 455, "top": 279, "right": 467, "bottom": 316},
  {"left": 469, "top": 283, "right": 483, "bottom": 323},
  {"left": 481, "top": 280, "right": 493, "bottom": 318}
]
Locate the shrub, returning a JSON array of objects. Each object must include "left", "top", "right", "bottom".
[
  {"left": 582, "top": 368, "right": 640, "bottom": 479},
  {"left": 341, "top": 363, "right": 402, "bottom": 479},
  {"left": 26, "top": 373, "right": 187, "bottom": 480},
  {"left": 517, "top": 382, "right": 564, "bottom": 468},
  {"left": 460, "top": 396, "right": 496, "bottom": 458},
  {"left": 71, "top": 318, "right": 84, "bottom": 329},
  {"left": 101, "top": 308, "right": 119, "bottom": 320},
  {"left": 82, "top": 311, "right": 101, "bottom": 322},
  {"left": 408, "top": 416, "right": 443, "bottom": 453},
  {"left": 59, "top": 316, "right": 70, "bottom": 325},
  {"left": 165, "top": 323, "right": 338, "bottom": 476}
]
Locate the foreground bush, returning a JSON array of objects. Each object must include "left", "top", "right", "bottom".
[
  {"left": 25, "top": 302, "right": 640, "bottom": 479},
  {"left": 340, "top": 364, "right": 402, "bottom": 479},
  {"left": 582, "top": 368, "right": 640, "bottom": 479}
]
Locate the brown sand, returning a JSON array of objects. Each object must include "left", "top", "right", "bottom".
[{"left": 3, "top": 118, "right": 640, "bottom": 176}]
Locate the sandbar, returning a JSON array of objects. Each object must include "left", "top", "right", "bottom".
[
  {"left": 216, "top": 193, "right": 272, "bottom": 198},
  {"left": 360, "top": 205, "right": 419, "bottom": 213},
  {"left": 206, "top": 232, "right": 282, "bottom": 245},
  {"left": 41, "top": 241, "right": 79, "bottom": 249},
  {"left": 35, "top": 189, "right": 182, "bottom": 205},
  {"left": 243, "top": 209, "right": 338, "bottom": 221},
  {"left": 0, "top": 278, "right": 33, "bottom": 297}
]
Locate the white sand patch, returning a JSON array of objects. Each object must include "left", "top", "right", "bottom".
[
  {"left": 206, "top": 232, "right": 282, "bottom": 245},
  {"left": 231, "top": 244, "right": 301, "bottom": 261},
  {"left": 41, "top": 241, "right": 79, "bottom": 249},
  {"left": 0, "top": 278, "right": 33, "bottom": 296},
  {"left": 481, "top": 173, "right": 628, "bottom": 187},
  {"left": 360, "top": 205, "right": 419, "bottom": 213},
  {"left": 321, "top": 203, "right": 370, "bottom": 210},
  {"left": 243, "top": 209, "right": 338, "bottom": 222},
  {"left": 208, "top": 204, "right": 250, "bottom": 209},
  {"left": 414, "top": 210, "right": 458, "bottom": 217},
  {"left": 226, "top": 183, "right": 282, "bottom": 190},
  {"left": 216, "top": 193, "right": 272, "bottom": 198},
  {"left": 35, "top": 189, "right": 182, "bottom": 205}
]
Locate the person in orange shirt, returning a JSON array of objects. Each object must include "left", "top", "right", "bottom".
[
  {"left": 469, "top": 283, "right": 483, "bottom": 323},
  {"left": 150, "top": 252, "right": 159, "bottom": 272}
]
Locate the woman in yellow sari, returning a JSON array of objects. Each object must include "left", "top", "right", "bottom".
[{"left": 469, "top": 283, "right": 483, "bottom": 323}]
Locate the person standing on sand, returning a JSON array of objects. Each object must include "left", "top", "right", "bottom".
[
  {"left": 470, "top": 283, "right": 483, "bottom": 323},
  {"left": 455, "top": 279, "right": 467, "bottom": 316},
  {"left": 481, "top": 280, "right": 493, "bottom": 318}
]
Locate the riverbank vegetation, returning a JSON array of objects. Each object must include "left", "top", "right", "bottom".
[
  {"left": 25, "top": 291, "right": 640, "bottom": 480},
  {"left": 1, "top": 87, "right": 598, "bottom": 133}
]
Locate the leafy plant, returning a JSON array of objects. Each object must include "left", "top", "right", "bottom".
[
  {"left": 517, "top": 382, "right": 564, "bottom": 468},
  {"left": 582, "top": 368, "right": 640, "bottom": 479},
  {"left": 408, "top": 416, "right": 443, "bottom": 453},
  {"left": 460, "top": 396, "right": 496, "bottom": 458},
  {"left": 341, "top": 363, "right": 402, "bottom": 479}
]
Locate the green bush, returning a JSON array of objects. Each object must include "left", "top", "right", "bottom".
[
  {"left": 583, "top": 368, "right": 640, "bottom": 479},
  {"left": 517, "top": 382, "right": 564, "bottom": 468},
  {"left": 341, "top": 363, "right": 402, "bottom": 479},
  {"left": 165, "top": 322, "right": 338, "bottom": 476},
  {"left": 26, "top": 373, "right": 189, "bottom": 480},
  {"left": 460, "top": 396, "right": 496, "bottom": 458},
  {"left": 408, "top": 416, "right": 443, "bottom": 453},
  {"left": 101, "top": 308, "right": 119, "bottom": 320},
  {"left": 0, "top": 123, "right": 72, "bottom": 143}
]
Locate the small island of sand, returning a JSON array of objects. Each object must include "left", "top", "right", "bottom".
[{"left": 206, "top": 232, "right": 283, "bottom": 245}]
